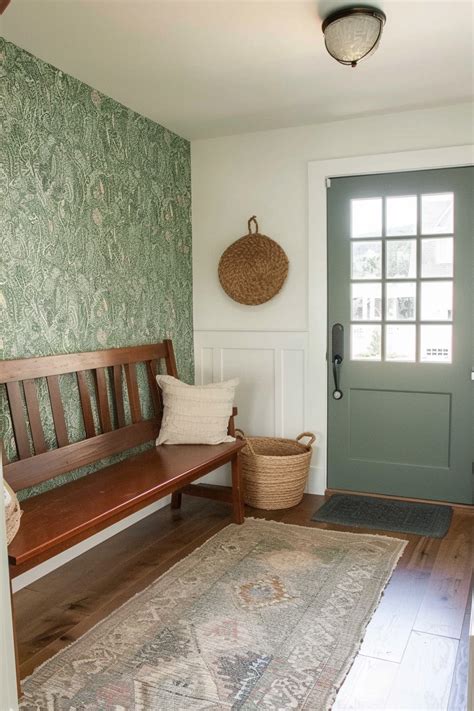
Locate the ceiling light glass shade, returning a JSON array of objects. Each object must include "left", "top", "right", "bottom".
[{"left": 322, "top": 7, "right": 386, "bottom": 67}]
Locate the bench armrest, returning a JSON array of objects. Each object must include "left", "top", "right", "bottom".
[{"left": 228, "top": 406, "right": 238, "bottom": 437}]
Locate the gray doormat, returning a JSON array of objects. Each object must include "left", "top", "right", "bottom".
[{"left": 312, "top": 494, "right": 453, "bottom": 538}]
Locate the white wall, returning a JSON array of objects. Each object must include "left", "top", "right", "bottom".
[{"left": 192, "top": 102, "right": 474, "bottom": 492}]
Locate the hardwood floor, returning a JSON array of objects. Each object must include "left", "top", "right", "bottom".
[{"left": 13, "top": 493, "right": 473, "bottom": 710}]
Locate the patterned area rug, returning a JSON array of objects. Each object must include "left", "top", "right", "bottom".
[
  {"left": 20, "top": 519, "right": 406, "bottom": 710},
  {"left": 312, "top": 494, "right": 453, "bottom": 538}
]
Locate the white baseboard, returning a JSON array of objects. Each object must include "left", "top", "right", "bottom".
[{"left": 12, "top": 496, "right": 171, "bottom": 593}]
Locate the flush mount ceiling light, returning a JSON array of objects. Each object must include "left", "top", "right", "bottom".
[{"left": 322, "top": 6, "right": 386, "bottom": 67}]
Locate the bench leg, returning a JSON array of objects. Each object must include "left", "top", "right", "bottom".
[
  {"left": 171, "top": 491, "right": 182, "bottom": 509},
  {"left": 231, "top": 453, "right": 245, "bottom": 524}
]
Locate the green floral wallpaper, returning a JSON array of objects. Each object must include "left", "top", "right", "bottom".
[{"left": 0, "top": 38, "right": 193, "bottom": 498}]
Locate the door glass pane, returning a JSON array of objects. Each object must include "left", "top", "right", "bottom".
[
  {"left": 351, "top": 283, "right": 381, "bottom": 321},
  {"left": 420, "top": 325, "right": 452, "bottom": 363},
  {"left": 421, "top": 238, "right": 453, "bottom": 277},
  {"left": 351, "top": 325, "right": 381, "bottom": 361},
  {"left": 351, "top": 198, "right": 382, "bottom": 238},
  {"left": 421, "top": 281, "right": 453, "bottom": 321},
  {"left": 386, "top": 282, "right": 416, "bottom": 321},
  {"left": 386, "top": 325, "right": 416, "bottom": 361},
  {"left": 386, "top": 239, "right": 417, "bottom": 278},
  {"left": 421, "top": 193, "right": 454, "bottom": 234},
  {"left": 386, "top": 195, "right": 417, "bottom": 236},
  {"left": 346, "top": 186, "right": 457, "bottom": 366},
  {"left": 351, "top": 241, "right": 382, "bottom": 279}
]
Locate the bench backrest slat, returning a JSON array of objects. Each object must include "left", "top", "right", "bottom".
[
  {"left": 124, "top": 362, "right": 141, "bottom": 423},
  {"left": 77, "top": 370, "right": 96, "bottom": 438},
  {"left": 94, "top": 368, "right": 112, "bottom": 433},
  {"left": 146, "top": 360, "right": 161, "bottom": 415},
  {"left": 47, "top": 375, "right": 70, "bottom": 448},
  {"left": 112, "top": 365, "right": 126, "bottom": 428},
  {"left": 23, "top": 379, "right": 47, "bottom": 455},
  {"left": 0, "top": 341, "right": 176, "bottom": 492},
  {"left": 6, "top": 382, "right": 31, "bottom": 460}
]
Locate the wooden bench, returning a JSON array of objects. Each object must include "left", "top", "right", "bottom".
[
  {"left": 2, "top": 340, "right": 244, "bottom": 691},
  {"left": 1, "top": 340, "right": 244, "bottom": 578}
]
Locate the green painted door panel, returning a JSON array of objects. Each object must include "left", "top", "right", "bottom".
[{"left": 327, "top": 167, "right": 473, "bottom": 504}]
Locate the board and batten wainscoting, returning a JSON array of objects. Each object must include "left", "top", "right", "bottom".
[{"left": 194, "top": 331, "right": 325, "bottom": 495}]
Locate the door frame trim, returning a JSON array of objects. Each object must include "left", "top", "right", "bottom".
[{"left": 307, "top": 144, "right": 474, "bottom": 494}]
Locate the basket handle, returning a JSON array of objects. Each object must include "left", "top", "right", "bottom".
[
  {"left": 247, "top": 215, "right": 259, "bottom": 235},
  {"left": 296, "top": 432, "right": 316, "bottom": 447},
  {"left": 235, "top": 428, "right": 256, "bottom": 455}
]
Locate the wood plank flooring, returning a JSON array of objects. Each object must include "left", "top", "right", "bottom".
[{"left": 13, "top": 493, "right": 473, "bottom": 710}]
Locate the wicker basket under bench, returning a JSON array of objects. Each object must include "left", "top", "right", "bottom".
[{"left": 236, "top": 430, "right": 316, "bottom": 510}]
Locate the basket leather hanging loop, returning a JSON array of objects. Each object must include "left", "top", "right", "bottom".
[
  {"left": 247, "top": 215, "right": 259, "bottom": 235},
  {"left": 218, "top": 216, "right": 289, "bottom": 305}
]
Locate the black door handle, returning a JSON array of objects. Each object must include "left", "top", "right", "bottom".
[{"left": 332, "top": 323, "right": 344, "bottom": 400}]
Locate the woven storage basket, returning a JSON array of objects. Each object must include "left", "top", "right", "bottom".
[
  {"left": 4, "top": 480, "right": 22, "bottom": 545},
  {"left": 236, "top": 430, "right": 316, "bottom": 510}
]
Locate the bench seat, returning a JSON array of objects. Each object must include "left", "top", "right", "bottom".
[{"left": 8, "top": 440, "right": 244, "bottom": 572}]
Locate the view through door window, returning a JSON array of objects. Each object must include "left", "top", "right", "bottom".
[{"left": 350, "top": 192, "right": 454, "bottom": 362}]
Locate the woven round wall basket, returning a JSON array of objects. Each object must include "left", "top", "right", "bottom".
[
  {"left": 218, "top": 216, "right": 289, "bottom": 305},
  {"left": 235, "top": 430, "right": 316, "bottom": 510}
]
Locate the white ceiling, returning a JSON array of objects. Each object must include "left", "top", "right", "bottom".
[{"left": 2, "top": 0, "right": 473, "bottom": 139}]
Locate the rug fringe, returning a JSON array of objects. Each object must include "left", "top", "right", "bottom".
[{"left": 245, "top": 515, "right": 408, "bottom": 544}]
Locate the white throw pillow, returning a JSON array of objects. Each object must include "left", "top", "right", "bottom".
[{"left": 155, "top": 375, "right": 239, "bottom": 445}]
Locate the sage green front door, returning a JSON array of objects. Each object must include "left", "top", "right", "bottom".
[{"left": 327, "top": 167, "right": 473, "bottom": 504}]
